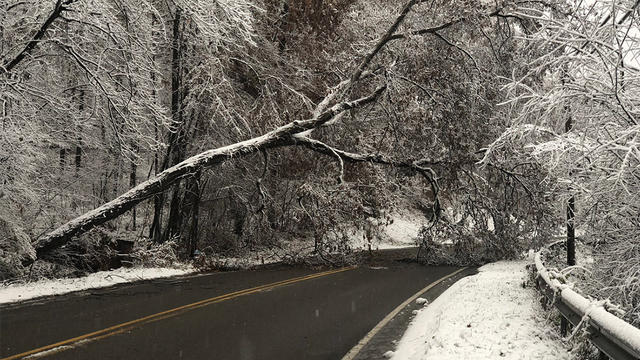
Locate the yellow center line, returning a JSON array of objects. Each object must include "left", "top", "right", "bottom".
[{"left": 2, "top": 266, "right": 356, "bottom": 360}]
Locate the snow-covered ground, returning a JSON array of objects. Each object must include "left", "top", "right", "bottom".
[
  {"left": 0, "top": 266, "right": 195, "bottom": 305},
  {"left": 391, "top": 261, "right": 570, "bottom": 360},
  {"left": 351, "top": 211, "right": 426, "bottom": 250}
]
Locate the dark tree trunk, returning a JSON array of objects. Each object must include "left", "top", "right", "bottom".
[
  {"left": 278, "top": 2, "right": 289, "bottom": 53},
  {"left": 150, "top": 6, "right": 183, "bottom": 243},
  {"left": 75, "top": 142, "right": 81, "bottom": 170},
  {"left": 163, "top": 182, "right": 183, "bottom": 242},
  {"left": 75, "top": 89, "right": 84, "bottom": 173},
  {"left": 130, "top": 161, "right": 137, "bottom": 230},
  {"left": 564, "top": 84, "right": 576, "bottom": 266},
  {"left": 186, "top": 170, "right": 202, "bottom": 257},
  {"left": 59, "top": 148, "right": 66, "bottom": 168},
  {"left": 567, "top": 196, "right": 576, "bottom": 266},
  {"left": 149, "top": 193, "right": 163, "bottom": 241}
]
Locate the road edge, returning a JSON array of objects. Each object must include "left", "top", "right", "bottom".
[{"left": 341, "top": 267, "right": 469, "bottom": 360}]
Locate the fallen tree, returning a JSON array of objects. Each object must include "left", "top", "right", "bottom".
[
  {"left": 32, "top": 87, "right": 387, "bottom": 260},
  {"left": 24, "top": 0, "right": 513, "bottom": 264}
]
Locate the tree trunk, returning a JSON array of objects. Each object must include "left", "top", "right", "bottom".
[
  {"left": 59, "top": 148, "right": 66, "bottom": 168},
  {"left": 130, "top": 160, "right": 137, "bottom": 230},
  {"left": 186, "top": 170, "right": 202, "bottom": 257},
  {"left": 75, "top": 89, "right": 84, "bottom": 174},
  {"left": 163, "top": 183, "right": 183, "bottom": 242},
  {"left": 75, "top": 142, "right": 81, "bottom": 171},
  {"left": 150, "top": 6, "right": 183, "bottom": 242},
  {"left": 564, "top": 71, "right": 576, "bottom": 266}
]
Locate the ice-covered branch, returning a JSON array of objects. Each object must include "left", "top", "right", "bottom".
[
  {"left": 292, "top": 136, "right": 440, "bottom": 216},
  {"left": 0, "top": 0, "right": 76, "bottom": 75}
]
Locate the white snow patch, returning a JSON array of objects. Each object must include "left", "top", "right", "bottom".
[
  {"left": 415, "top": 297, "right": 428, "bottom": 305},
  {"left": 381, "top": 212, "right": 425, "bottom": 249},
  {"left": 0, "top": 266, "right": 195, "bottom": 305},
  {"left": 351, "top": 211, "right": 427, "bottom": 250},
  {"left": 392, "top": 261, "right": 570, "bottom": 360},
  {"left": 383, "top": 350, "right": 395, "bottom": 358}
]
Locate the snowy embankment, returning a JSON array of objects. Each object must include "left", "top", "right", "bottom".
[
  {"left": 392, "top": 261, "right": 570, "bottom": 360},
  {"left": 0, "top": 266, "right": 194, "bottom": 305}
]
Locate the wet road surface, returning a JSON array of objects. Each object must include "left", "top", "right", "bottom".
[{"left": 0, "top": 249, "right": 463, "bottom": 360}]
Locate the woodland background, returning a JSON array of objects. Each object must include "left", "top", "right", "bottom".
[{"left": 1, "top": 0, "right": 639, "bottom": 325}]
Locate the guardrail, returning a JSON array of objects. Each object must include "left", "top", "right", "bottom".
[{"left": 535, "top": 249, "right": 640, "bottom": 360}]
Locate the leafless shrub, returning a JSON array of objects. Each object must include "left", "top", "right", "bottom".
[{"left": 129, "top": 238, "right": 180, "bottom": 268}]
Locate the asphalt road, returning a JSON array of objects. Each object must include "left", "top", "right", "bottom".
[{"left": 0, "top": 250, "right": 463, "bottom": 360}]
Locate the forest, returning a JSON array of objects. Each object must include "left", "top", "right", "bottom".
[{"left": 1, "top": 0, "right": 639, "bottom": 326}]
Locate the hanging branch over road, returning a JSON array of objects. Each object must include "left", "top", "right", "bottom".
[{"left": 293, "top": 136, "right": 441, "bottom": 216}]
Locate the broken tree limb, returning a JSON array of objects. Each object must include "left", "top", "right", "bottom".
[
  {"left": 293, "top": 136, "right": 441, "bottom": 219},
  {"left": 31, "top": 86, "right": 386, "bottom": 262}
]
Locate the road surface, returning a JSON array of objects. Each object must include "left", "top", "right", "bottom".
[{"left": 0, "top": 250, "right": 464, "bottom": 360}]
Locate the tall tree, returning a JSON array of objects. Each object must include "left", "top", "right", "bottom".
[{"left": 483, "top": 0, "right": 640, "bottom": 324}]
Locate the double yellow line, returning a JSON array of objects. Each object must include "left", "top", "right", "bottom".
[{"left": 2, "top": 266, "right": 356, "bottom": 360}]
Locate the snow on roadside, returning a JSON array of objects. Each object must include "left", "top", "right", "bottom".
[
  {"left": 0, "top": 266, "right": 195, "bottom": 305},
  {"left": 392, "top": 261, "right": 570, "bottom": 360}
]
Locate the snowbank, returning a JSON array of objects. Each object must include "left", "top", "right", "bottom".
[
  {"left": 0, "top": 266, "right": 195, "bottom": 305},
  {"left": 392, "top": 261, "right": 570, "bottom": 360}
]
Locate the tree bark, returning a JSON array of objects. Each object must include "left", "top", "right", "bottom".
[
  {"left": 59, "top": 148, "right": 66, "bottom": 168},
  {"left": 186, "top": 170, "right": 202, "bottom": 257},
  {"left": 129, "top": 160, "right": 137, "bottom": 230},
  {"left": 564, "top": 70, "right": 576, "bottom": 266}
]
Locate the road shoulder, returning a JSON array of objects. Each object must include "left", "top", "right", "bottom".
[{"left": 345, "top": 267, "right": 477, "bottom": 360}]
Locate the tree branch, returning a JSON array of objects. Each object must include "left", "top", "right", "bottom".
[
  {"left": 350, "top": 0, "right": 422, "bottom": 84},
  {"left": 432, "top": 31, "right": 480, "bottom": 71},
  {"left": 385, "top": 8, "right": 506, "bottom": 45},
  {"left": 387, "top": 18, "right": 465, "bottom": 43},
  {"left": 292, "top": 136, "right": 441, "bottom": 219},
  {"left": 0, "top": 0, "right": 75, "bottom": 75}
]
